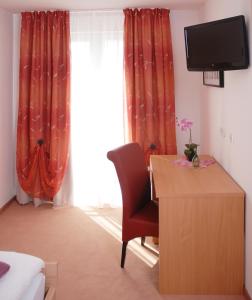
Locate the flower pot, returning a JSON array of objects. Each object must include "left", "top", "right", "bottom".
[{"left": 184, "top": 143, "right": 198, "bottom": 162}]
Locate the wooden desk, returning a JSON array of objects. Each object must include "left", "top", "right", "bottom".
[{"left": 150, "top": 155, "right": 244, "bottom": 295}]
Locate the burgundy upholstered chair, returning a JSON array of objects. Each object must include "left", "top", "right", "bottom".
[{"left": 107, "top": 143, "right": 159, "bottom": 268}]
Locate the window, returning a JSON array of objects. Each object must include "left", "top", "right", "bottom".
[{"left": 70, "top": 11, "right": 124, "bottom": 207}]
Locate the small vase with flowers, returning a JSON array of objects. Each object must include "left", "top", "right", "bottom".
[{"left": 176, "top": 117, "right": 199, "bottom": 164}]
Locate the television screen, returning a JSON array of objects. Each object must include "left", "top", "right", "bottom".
[{"left": 184, "top": 15, "right": 249, "bottom": 71}]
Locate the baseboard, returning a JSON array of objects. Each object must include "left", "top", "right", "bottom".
[
  {"left": 0, "top": 196, "right": 16, "bottom": 213},
  {"left": 245, "top": 287, "right": 252, "bottom": 300}
]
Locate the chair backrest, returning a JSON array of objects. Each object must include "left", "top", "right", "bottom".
[{"left": 107, "top": 143, "right": 151, "bottom": 219}]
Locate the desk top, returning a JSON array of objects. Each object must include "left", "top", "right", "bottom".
[{"left": 150, "top": 155, "right": 244, "bottom": 198}]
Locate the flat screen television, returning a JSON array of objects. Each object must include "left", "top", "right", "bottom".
[{"left": 184, "top": 15, "right": 249, "bottom": 71}]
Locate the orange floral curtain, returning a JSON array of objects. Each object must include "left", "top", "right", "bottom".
[
  {"left": 17, "top": 11, "right": 70, "bottom": 200},
  {"left": 124, "top": 8, "right": 177, "bottom": 162}
]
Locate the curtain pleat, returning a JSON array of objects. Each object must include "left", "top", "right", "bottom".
[
  {"left": 123, "top": 8, "right": 177, "bottom": 162},
  {"left": 17, "top": 11, "right": 70, "bottom": 200}
]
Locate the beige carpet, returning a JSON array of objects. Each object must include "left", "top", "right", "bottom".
[{"left": 0, "top": 201, "right": 247, "bottom": 300}]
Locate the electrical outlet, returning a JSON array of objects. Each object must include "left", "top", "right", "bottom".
[
  {"left": 220, "top": 127, "right": 226, "bottom": 138},
  {"left": 229, "top": 134, "right": 234, "bottom": 144}
]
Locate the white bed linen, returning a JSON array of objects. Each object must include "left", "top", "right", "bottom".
[
  {"left": 21, "top": 272, "right": 45, "bottom": 300},
  {"left": 0, "top": 251, "right": 45, "bottom": 300}
]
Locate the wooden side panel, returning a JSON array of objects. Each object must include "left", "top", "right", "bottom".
[
  {"left": 159, "top": 195, "right": 244, "bottom": 294},
  {"left": 45, "top": 287, "right": 56, "bottom": 300},
  {"left": 44, "top": 262, "right": 58, "bottom": 300}
]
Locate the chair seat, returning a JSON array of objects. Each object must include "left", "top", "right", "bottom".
[
  {"left": 131, "top": 201, "right": 158, "bottom": 225},
  {"left": 124, "top": 201, "right": 159, "bottom": 241}
]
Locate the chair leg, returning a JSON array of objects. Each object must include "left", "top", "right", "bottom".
[
  {"left": 141, "top": 237, "right": 146, "bottom": 246},
  {"left": 121, "top": 241, "right": 128, "bottom": 268}
]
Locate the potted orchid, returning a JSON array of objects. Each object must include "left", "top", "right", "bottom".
[{"left": 176, "top": 117, "right": 199, "bottom": 161}]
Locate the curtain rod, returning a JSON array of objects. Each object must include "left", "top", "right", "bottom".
[
  {"left": 16, "top": 7, "right": 171, "bottom": 14},
  {"left": 70, "top": 7, "right": 170, "bottom": 13},
  {"left": 70, "top": 9, "right": 123, "bottom": 13}
]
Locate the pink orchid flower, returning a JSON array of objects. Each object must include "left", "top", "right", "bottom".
[
  {"left": 176, "top": 117, "right": 194, "bottom": 144},
  {"left": 180, "top": 118, "right": 193, "bottom": 131}
]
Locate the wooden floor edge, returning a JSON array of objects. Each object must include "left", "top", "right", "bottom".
[
  {"left": 245, "top": 287, "right": 252, "bottom": 300},
  {"left": 0, "top": 195, "right": 16, "bottom": 214}
]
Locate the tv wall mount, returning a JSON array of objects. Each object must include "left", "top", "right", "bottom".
[{"left": 203, "top": 70, "right": 224, "bottom": 88}]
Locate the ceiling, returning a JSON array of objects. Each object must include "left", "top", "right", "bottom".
[{"left": 0, "top": 0, "right": 206, "bottom": 13}]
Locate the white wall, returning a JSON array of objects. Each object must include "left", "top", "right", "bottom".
[
  {"left": 0, "top": 8, "right": 15, "bottom": 208},
  {"left": 170, "top": 9, "right": 202, "bottom": 154},
  {"left": 201, "top": 0, "right": 252, "bottom": 296}
]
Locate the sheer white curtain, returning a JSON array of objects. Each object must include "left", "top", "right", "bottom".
[{"left": 70, "top": 11, "right": 124, "bottom": 208}]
